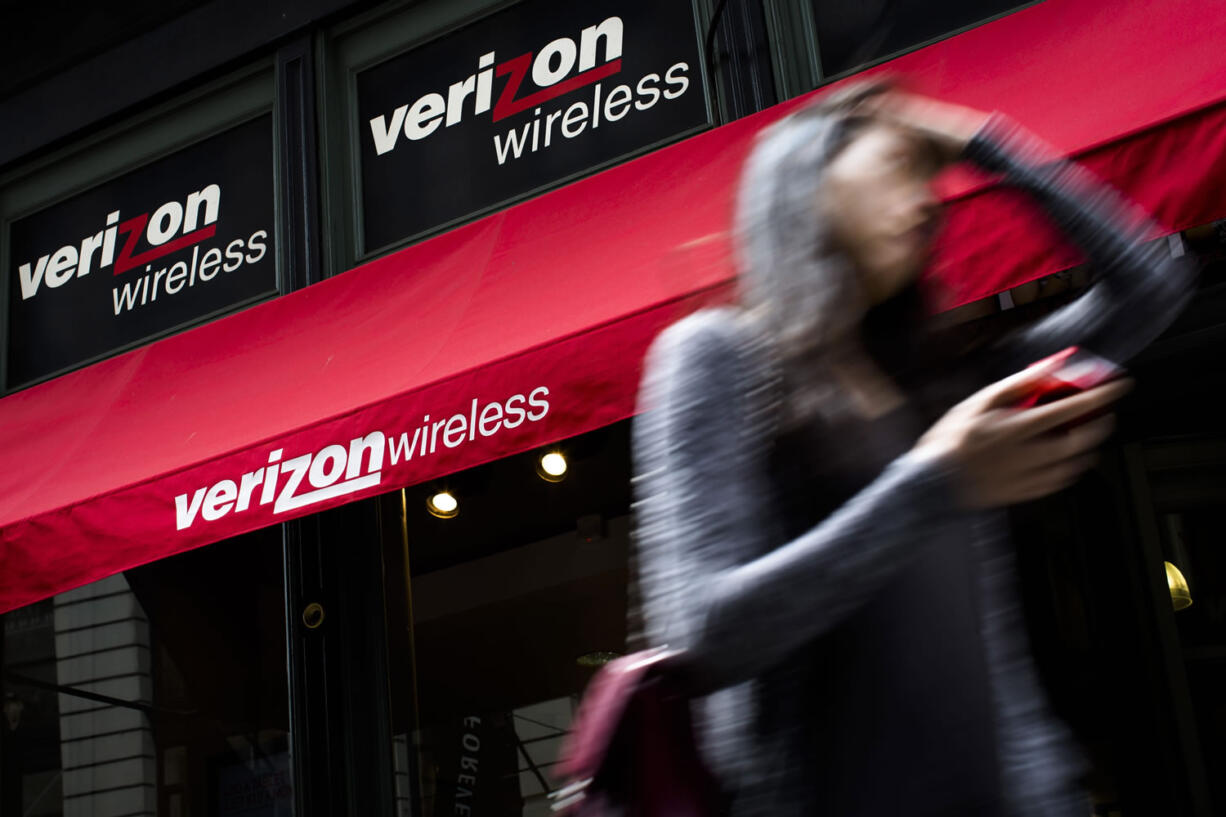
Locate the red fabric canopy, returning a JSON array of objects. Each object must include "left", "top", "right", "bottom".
[{"left": 2, "top": 0, "right": 1224, "bottom": 612}]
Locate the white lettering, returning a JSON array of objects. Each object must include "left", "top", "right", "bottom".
[
  {"left": 21, "top": 183, "right": 237, "bottom": 304},
  {"left": 533, "top": 37, "right": 577, "bottom": 87},
  {"left": 200, "top": 247, "right": 223, "bottom": 279},
  {"left": 183, "top": 184, "right": 221, "bottom": 231},
  {"left": 77, "top": 231, "right": 104, "bottom": 278},
  {"left": 101, "top": 211, "right": 120, "bottom": 267},
  {"left": 202, "top": 479, "right": 237, "bottom": 521},
  {"left": 578, "top": 16, "right": 623, "bottom": 71},
  {"left": 261, "top": 450, "right": 283, "bottom": 505},
  {"left": 308, "top": 444, "right": 348, "bottom": 488},
  {"left": 222, "top": 239, "right": 244, "bottom": 273},
  {"left": 494, "top": 123, "right": 532, "bottom": 165},
  {"left": 175, "top": 488, "right": 207, "bottom": 530},
  {"left": 635, "top": 73, "right": 661, "bottom": 110},
  {"left": 405, "top": 93, "right": 446, "bottom": 140},
  {"left": 246, "top": 229, "right": 268, "bottom": 264},
  {"left": 478, "top": 401, "right": 503, "bottom": 436},
  {"left": 112, "top": 279, "right": 142, "bottom": 315},
  {"left": 372, "top": 15, "right": 627, "bottom": 155},
  {"left": 443, "top": 414, "right": 467, "bottom": 448},
  {"left": 527, "top": 386, "right": 551, "bottom": 421},
  {"left": 475, "top": 52, "right": 495, "bottom": 114},
  {"left": 347, "top": 431, "right": 385, "bottom": 478},
  {"left": 561, "top": 101, "right": 589, "bottom": 138},
  {"left": 388, "top": 429, "right": 419, "bottom": 466},
  {"left": 604, "top": 84, "right": 632, "bottom": 122},
  {"left": 664, "top": 62, "right": 690, "bottom": 99},
  {"left": 504, "top": 394, "right": 527, "bottom": 428},
  {"left": 18, "top": 256, "right": 49, "bottom": 300},
  {"left": 276, "top": 454, "right": 312, "bottom": 512},
  {"left": 446, "top": 75, "right": 476, "bottom": 127},
  {"left": 45, "top": 245, "right": 78, "bottom": 289},
  {"left": 237, "top": 468, "right": 265, "bottom": 512},
  {"left": 147, "top": 201, "right": 183, "bottom": 246},
  {"left": 370, "top": 105, "right": 408, "bottom": 155},
  {"left": 165, "top": 261, "right": 188, "bottom": 294},
  {"left": 174, "top": 390, "right": 547, "bottom": 529}
]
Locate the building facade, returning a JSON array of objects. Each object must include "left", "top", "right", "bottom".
[{"left": 1, "top": 2, "right": 1224, "bottom": 816}]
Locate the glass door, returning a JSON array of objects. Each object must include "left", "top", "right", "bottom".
[{"left": 380, "top": 422, "right": 633, "bottom": 817}]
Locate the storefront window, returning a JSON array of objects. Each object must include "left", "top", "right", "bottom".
[
  {"left": 322, "top": 0, "right": 712, "bottom": 267},
  {"left": 811, "top": 0, "right": 1030, "bottom": 77},
  {"left": 1, "top": 69, "right": 277, "bottom": 394},
  {"left": 382, "top": 421, "right": 631, "bottom": 816},
  {"left": 0, "top": 527, "right": 291, "bottom": 817},
  {"left": 998, "top": 223, "right": 1226, "bottom": 816},
  {"left": 1161, "top": 507, "right": 1226, "bottom": 811},
  {"left": 1122, "top": 222, "right": 1226, "bottom": 816}
]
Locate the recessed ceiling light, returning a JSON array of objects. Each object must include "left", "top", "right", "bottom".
[
  {"left": 427, "top": 491, "right": 458, "bottom": 518},
  {"left": 537, "top": 451, "right": 568, "bottom": 482}
]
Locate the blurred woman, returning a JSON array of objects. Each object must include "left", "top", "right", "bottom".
[{"left": 631, "top": 80, "right": 1195, "bottom": 817}]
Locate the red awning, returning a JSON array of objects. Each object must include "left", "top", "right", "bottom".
[
  {"left": 904, "top": 0, "right": 1226, "bottom": 307},
  {"left": 2, "top": 0, "right": 1224, "bottom": 612}
]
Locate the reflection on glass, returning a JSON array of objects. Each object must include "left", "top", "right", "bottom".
[
  {"left": 1, "top": 527, "right": 291, "bottom": 817},
  {"left": 386, "top": 423, "right": 632, "bottom": 817},
  {"left": 407, "top": 698, "right": 577, "bottom": 817}
]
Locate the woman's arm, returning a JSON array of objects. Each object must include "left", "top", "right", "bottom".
[
  {"left": 962, "top": 113, "right": 1198, "bottom": 373},
  {"left": 633, "top": 302, "right": 1129, "bottom": 694},
  {"left": 632, "top": 309, "right": 963, "bottom": 693}
]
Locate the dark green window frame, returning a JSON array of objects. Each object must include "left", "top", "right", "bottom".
[{"left": 0, "top": 62, "right": 283, "bottom": 395}]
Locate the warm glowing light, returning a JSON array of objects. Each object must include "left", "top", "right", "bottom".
[
  {"left": 1165, "top": 561, "right": 1192, "bottom": 611},
  {"left": 427, "top": 491, "right": 458, "bottom": 518},
  {"left": 537, "top": 451, "right": 568, "bottom": 482}
]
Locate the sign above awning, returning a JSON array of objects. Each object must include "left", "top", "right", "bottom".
[
  {"left": 356, "top": 0, "right": 710, "bottom": 251},
  {"left": 2, "top": 0, "right": 1225, "bottom": 612},
  {"left": 6, "top": 115, "right": 276, "bottom": 389}
]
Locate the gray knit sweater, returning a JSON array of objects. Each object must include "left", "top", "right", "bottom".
[{"left": 631, "top": 115, "right": 1196, "bottom": 817}]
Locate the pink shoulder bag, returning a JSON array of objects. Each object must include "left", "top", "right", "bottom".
[{"left": 551, "top": 648, "right": 726, "bottom": 817}]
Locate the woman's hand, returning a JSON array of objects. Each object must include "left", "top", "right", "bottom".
[
  {"left": 857, "top": 89, "right": 991, "bottom": 164},
  {"left": 914, "top": 359, "right": 1132, "bottom": 508}
]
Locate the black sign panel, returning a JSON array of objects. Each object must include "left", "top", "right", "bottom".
[
  {"left": 356, "top": 0, "right": 709, "bottom": 251},
  {"left": 6, "top": 115, "right": 276, "bottom": 388}
]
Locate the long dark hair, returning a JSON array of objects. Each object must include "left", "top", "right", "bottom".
[{"left": 733, "top": 77, "right": 941, "bottom": 431}]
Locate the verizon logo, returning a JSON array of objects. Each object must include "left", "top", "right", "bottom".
[
  {"left": 370, "top": 17, "right": 625, "bottom": 155},
  {"left": 176, "top": 432, "right": 387, "bottom": 530},
  {"left": 175, "top": 387, "right": 551, "bottom": 531},
  {"left": 367, "top": 14, "right": 694, "bottom": 168},
  {"left": 17, "top": 183, "right": 269, "bottom": 317},
  {"left": 18, "top": 185, "right": 221, "bottom": 301}
]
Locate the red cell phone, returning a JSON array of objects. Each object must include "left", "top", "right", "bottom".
[{"left": 1017, "top": 346, "right": 1124, "bottom": 427}]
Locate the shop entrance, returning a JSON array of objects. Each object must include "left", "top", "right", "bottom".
[
  {"left": 381, "top": 421, "right": 633, "bottom": 817},
  {"left": 0, "top": 527, "right": 292, "bottom": 817}
]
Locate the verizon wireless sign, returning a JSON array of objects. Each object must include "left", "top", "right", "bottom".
[
  {"left": 5, "top": 116, "right": 276, "bottom": 388},
  {"left": 175, "top": 386, "right": 551, "bottom": 530},
  {"left": 357, "top": 0, "right": 709, "bottom": 250}
]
